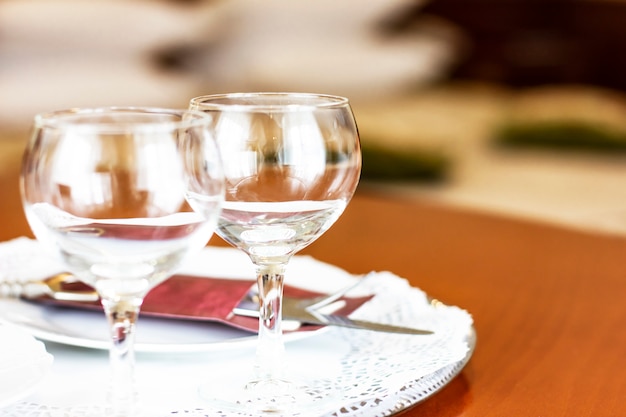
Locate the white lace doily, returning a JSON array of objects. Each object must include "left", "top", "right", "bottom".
[
  {"left": 1, "top": 239, "right": 474, "bottom": 417},
  {"left": 170, "top": 273, "right": 475, "bottom": 417}
]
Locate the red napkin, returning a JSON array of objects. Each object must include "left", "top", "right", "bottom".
[{"left": 32, "top": 274, "right": 373, "bottom": 333}]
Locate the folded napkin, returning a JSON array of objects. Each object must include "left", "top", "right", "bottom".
[
  {"left": 28, "top": 274, "right": 372, "bottom": 333},
  {"left": 0, "top": 237, "right": 372, "bottom": 333}
]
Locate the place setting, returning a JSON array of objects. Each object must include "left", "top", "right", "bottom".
[{"left": 0, "top": 93, "right": 474, "bottom": 416}]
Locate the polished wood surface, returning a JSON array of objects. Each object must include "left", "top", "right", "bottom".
[
  {"left": 1, "top": 141, "right": 624, "bottom": 416},
  {"left": 304, "top": 189, "right": 626, "bottom": 417}
]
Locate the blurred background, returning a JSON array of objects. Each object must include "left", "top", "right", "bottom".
[{"left": 2, "top": 0, "right": 626, "bottom": 234}]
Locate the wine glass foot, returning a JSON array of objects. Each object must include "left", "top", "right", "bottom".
[{"left": 198, "top": 375, "right": 342, "bottom": 416}]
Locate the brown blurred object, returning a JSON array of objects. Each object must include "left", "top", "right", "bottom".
[
  {"left": 0, "top": 132, "right": 30, "bottom": 240},
  {"left": 410, "top": 0, "right": 626, "bottom": 92}
]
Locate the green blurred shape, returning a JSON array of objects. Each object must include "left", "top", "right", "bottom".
[
  {"left": 494, "top": 122, "right": 626, "bottom": 152},
  {"left": 360, "top": 143, "right": 450, "bottom": 181}
]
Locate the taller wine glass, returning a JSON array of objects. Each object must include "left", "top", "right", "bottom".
[
  {"left": 20, "top": 107, "right": 224, "bottom": 416},
  {"left": 189, "top": 93, "right": 361, "bottom": 415}
]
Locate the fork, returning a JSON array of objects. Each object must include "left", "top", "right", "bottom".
[{"left": 233, "top": 272, "right": 374, "bottom": 317}]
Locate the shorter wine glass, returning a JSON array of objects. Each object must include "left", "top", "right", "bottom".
[
  {"left": 20, "top": 107, "right": 224, "bottom": 416},
  {"left": 189, "top": 92, "right": 362, "bottom": 415}
]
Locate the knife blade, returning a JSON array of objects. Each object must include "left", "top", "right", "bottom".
[
  {"left": 286, "top": 308, "right": 434, "bottom": 335},
  {"left": 233, "top": 297, "right": 433, "bottom": 335}
]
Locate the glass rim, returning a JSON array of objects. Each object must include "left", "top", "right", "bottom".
[
  {"left": 189, "top": 92, "right": 350, "bottom": 111},
  {"left": 33, "top": 106, "right": 212, "bottom": 132}
]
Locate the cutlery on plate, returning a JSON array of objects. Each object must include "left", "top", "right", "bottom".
[
  {"left": 233, "top": 302, "right": 434, "bottom": 335},
  {"left": 233, "top": 283, "right": 434, "bottom": 336},
  {"left": 288, "top": 304, "right": 433, "bottom": 335},
  {"left": 3, "top": 273, "right": 434, "bottom": 335},
  {"left": 0, "top": 273, "right": 99, "bottom": 302}
]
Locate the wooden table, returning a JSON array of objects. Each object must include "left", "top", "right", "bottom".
[{"left": 1, "top": 143, "right": 624, "bottom": 416}]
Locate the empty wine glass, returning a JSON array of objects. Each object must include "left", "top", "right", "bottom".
[
  {"left": 189, "top": 93, "right": 361, "bottom": 415},
  {"left": 20, "top": 107, "right": 224, "bottom": 416}
]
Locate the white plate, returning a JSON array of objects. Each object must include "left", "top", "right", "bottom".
[
  {"left": 3, "top": 270, "right": 476, "bottom": 417},
  {"left": 0, "top": 246, "right": 359, "bottom": 353},
  {"left": 0, "top": 323, "right": 53, "bottom": 409},
  {"left": 0, "top": 298, "right": 324, "bottom": 353}
]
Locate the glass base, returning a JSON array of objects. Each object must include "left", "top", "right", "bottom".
[{"left": 198, "top": 373, "right": 342, "bottom": 416}]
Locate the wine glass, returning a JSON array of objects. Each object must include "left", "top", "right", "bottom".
[
  {"left": 189, "top": 92, "right": 361, "bottom": 415},
  {"left": 20, "top": 107, "right": 224, "bottom": 416}
]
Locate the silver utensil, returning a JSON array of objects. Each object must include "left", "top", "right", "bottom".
[
  {"left": 5, "top": 273, "right": 434, "bottom": 335},
  {"left": 233, "top": 277, "right": 434, "bottom": 335},
  {"left": 283, "top": 302, "right": 433, "bottom": 335},
  {"left": 0, "top": 273, "right": 99, "bottom": 302}
]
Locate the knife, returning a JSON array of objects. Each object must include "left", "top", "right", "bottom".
[
  {"left": 285, "top": 308, "right": 433, "bottom": 335},
  {"left": 15, "top": 273, "right": 433, "bottom": 335},
  {"left": 233, "top": 296, "right": 433, "bottom": 336}
]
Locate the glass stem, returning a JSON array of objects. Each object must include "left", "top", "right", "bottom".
[
  {"left": 254, "top": 263, "right": 287, "bottom": 381},
  {"left": 101, "top": 297, "right": 143, "bottom": 416}
]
